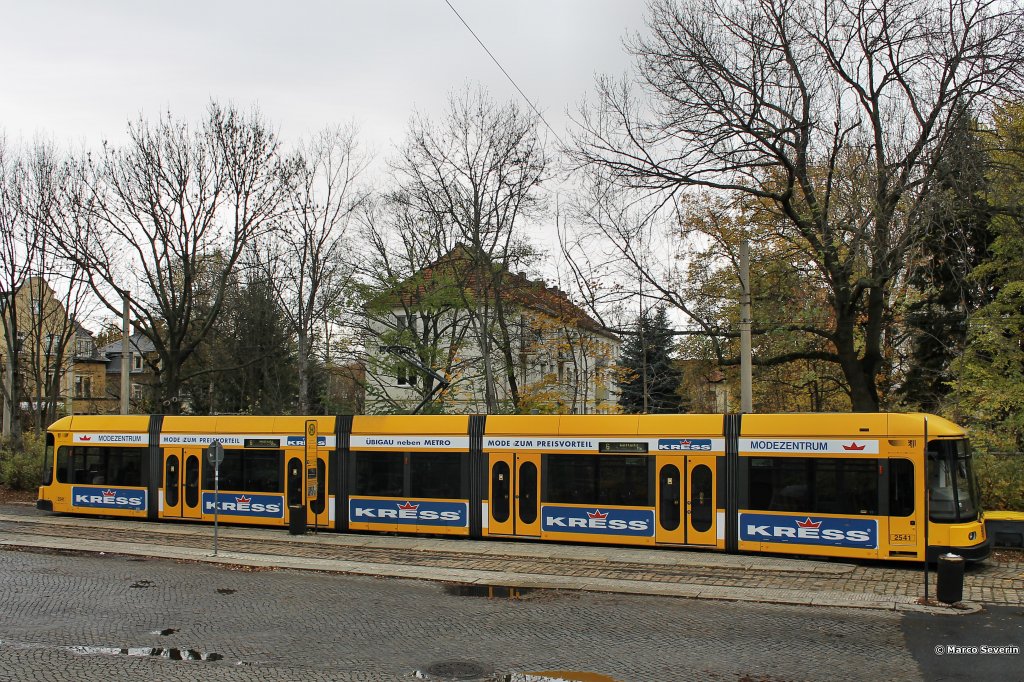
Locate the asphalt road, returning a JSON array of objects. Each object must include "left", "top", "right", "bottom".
[{"left": 0, "top": 547, "right": 1020, "bottom": 682}]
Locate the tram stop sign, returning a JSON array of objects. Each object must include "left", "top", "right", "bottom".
[{"left": 207, "top": 440, "right": 225, "bottom": 468}]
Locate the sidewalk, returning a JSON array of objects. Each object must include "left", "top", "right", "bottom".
[{"left": 1, "top": 505, "right": 1009, "bottom": 615}]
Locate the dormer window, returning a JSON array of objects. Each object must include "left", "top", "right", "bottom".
[{"left": 133, "top": 353, "right": 144, "bottom": 371}]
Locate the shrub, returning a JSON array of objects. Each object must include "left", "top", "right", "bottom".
[
  {"left": 0, "top": 433, "right": 46, "bottom": 491},
  {"left": 973, "top": 451, "right": 1024, "bottom": 511}
]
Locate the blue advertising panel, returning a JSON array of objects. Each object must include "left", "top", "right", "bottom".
[
  {"left": 202, "top": 493, "right": 284, "bottom": 518},
  {"left": 348, "top": 499, "right": 469, "bottom": 527},
  {"left": 71, "top": 486, "right": 146, "bottom": 511},
  {"left": 541, "top": 506, "right": 655, "bottom": 537},
  {"left": 740, "top": 513, "right": 878, "bottom": 549},
  {"left": 657, "top": 438, "right": 713, "bottom": 451}
]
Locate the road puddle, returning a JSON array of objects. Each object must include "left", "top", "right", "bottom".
[
  {"left": 414, "top": 662, "right": 619, "bottom": 681},
  {"left": 66, "top": 645, "right": 223, "bottom": 661},
  {"left": 503, "top": 673, "right": 620, "bottom": 682},
  {"left": 149, "top": 628, "right": 178, "bottom": 636},
  {"left": 443, "top": 584, "right": 531, "bottom": 599}
]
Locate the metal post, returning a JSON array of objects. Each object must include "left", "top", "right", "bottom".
[
  {"left": 923, "top": 416, "right": 930, "bottom": 602},
  {"left": 120, "top": 289, "right": 130, "bottom": 415},
  {"left": 208, "top": 440, "right": 223, "bottom": 557},
  {"left": 2, "top": 350, "right": 11, "bottom": 436},
  {"left": 739, "top": 241, "right": 753, "bottom": 413},
  {"left": 213, "top": 459, "right": 219, "bottom": 556}
]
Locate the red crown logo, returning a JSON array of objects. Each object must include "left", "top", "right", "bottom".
[
  {"left": 235, "top": 495, "right": 251, "bottom": 504},
  {"left": 398, "top": 501, "right": 419, "bottom": 511},
  {"left": 587, "top": 509, "right": 608, "bottom": 520},
  {"left": 843, "top": 442, "right": 866, "bottom": 451},
  {"left": 679, "top": 439, "right": 691, "bottom": 447},
  {"left": 79, "top": 435, "right": 92, "bottom": 441},
  {"left": 796, "top": 517, "right": 821, "bottom": 528},
  {"left": 102, "top": 489, "right": 116, "bottom": 497}
]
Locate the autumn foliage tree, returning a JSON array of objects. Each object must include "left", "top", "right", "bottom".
[{"left": 571, "top": 0, "right": 1024, "bottom": 411}]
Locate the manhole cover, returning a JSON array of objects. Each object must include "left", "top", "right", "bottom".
[{"left": 420, "top": 660, "right": 487, "bottom": 679}]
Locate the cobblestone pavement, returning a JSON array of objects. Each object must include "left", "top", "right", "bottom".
[
  {"left": 1, "top": 505, "right": 1021, "bottom": 607},
  {"left": 0, "top": 548, "right": 927, "bottom": 682}
]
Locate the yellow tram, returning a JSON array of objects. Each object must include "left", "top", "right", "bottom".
[{"left": 36, "top": 412, "right": 990, "bottom": 562}]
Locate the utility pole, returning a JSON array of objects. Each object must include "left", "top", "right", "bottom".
[
  {"left": 120, "top": 289, "right": 130, "bottom": 415},
  {"left": 739, "top": 241, "right": 753, "bottom": 413},
  {"left": 2, "top": 347, "right": 11, "bottom": 436}
]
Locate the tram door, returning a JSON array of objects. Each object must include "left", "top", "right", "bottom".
[
  {"left": 163, "top": 447, "right": 203, "bottom": 519},
  {"left": 488, "top": 452, "right": 541, "bottom": 537},
  {"left": 656, "top": 454, "right": 717, "bottom": 545},
  {"left": 656, "top": 455, "right": 686, "bottom": 544},
  {"left": 685, "top": 456, "right": 716, "bottom": 545}
]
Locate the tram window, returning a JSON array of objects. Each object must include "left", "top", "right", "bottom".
[
  {"left": 165, "top": 455, "right": 180, "bottom": 508},
  {"left": 546, "top": 456, "right": 597, "bottom": 503},
  {"left": 42, "top": 433, "right": 55, "bottom": 485},
  {"left": 352, "top": 451, "right": 404, "bottom": 497},
  {"left": 55, "top": 444, "right": 69, "bottom": 484},
  {"left": 749, "top": 457, "right": 806, "bottom": 512},
  {"left": 409, "top": 452, "right": 464, "bottom": 499},
  {"left": 747, "top": 457, "right": 878, "bottom": 515},
  {"left": 927, "top": 440, "right": 979, "bottom": 522},
  {"left": 843, "top": 459, "right": 879, "bottom": 515},
  {"left": 491, "top": 460, "right": 511, "bottom": 523},
  {"left": 60, "top": 446, "right": 143, "bottom": 486},
  {"left": 184, "top": 456, "right": 199, "bottom": 508},
  {"left": 545, "top": 455, "right": 652, "bottom": 507},
  {"left": 204, "top": 450, "right": 282, "bottom": 493},
  {"left": 812, "top": 459, "right": 840, "bottom": 513},
  {"left": 889, "top": 459, "right": 914, "bottom": 517}
]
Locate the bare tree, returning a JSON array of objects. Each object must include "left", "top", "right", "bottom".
[
  {"left": 571, "top": 0, "right": 1024, "bottom": 411},
  {"left": 391, "top": 85, "right": 549, "bottom": 412},
  {"left": 255, "top": 125, "right": 369, "bottom": 413},
  {"left": 0, "top": 136, "right": 31, "bottom": 441},
  {"left": 1, "top": 140, "right": 96, "bottom": 438},
  {"left": 49, "top": 103, "right": 289, "bottom": 413},
  {"left": 356, "top": 194, "right": 477, "bottom": 414}
]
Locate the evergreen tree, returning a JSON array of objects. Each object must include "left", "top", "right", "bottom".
[
  {"left": 186, "top": 269, "right": 299, "bottom": 414},
  {"left": 901, "top": 108, "right": 995, "bottom": 410},
  {"left": 617, "top": 307, "right": 684, "bottom": 413},
  {"left": 952, "top": 104, "right": 1024, "bottom": 451}
]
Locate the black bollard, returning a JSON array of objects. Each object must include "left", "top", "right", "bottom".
[
  {"left": 288, "top": 505, "right": 307, "bottom": 535},
  {"left": 936, "top": 553, "right": 965, "bottom": 604}
]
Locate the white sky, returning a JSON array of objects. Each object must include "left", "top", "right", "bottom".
[{"left": 1, "top": 1, "right": 646, "bottom": 157}]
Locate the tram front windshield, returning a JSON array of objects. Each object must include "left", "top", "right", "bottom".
[{"left": 927, "top": 439, "right": 980, "bottom": 523}]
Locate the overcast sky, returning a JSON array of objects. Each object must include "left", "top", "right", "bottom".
[{"left": 2, "top": 1, "right": 647, "bottom": 157}]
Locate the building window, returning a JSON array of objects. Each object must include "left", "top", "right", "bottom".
[
  {"left": 76, "top": 337, "right": 91, "bottom": 357},
  {"left": 397, "top": 365, "right": 417, "bottom": 386},
  {"left": 75, "top": 375, "right": 92, "bottom": 399},
  {"left": 131, "top": 383, "right": 144, "bottom": 401},
  {"left": 132, "top": 353, "right": 144, "bottom": 371}
]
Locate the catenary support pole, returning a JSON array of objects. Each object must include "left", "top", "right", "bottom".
[
  {"left": 740, "top": 241, "right": 753, "bottom": 413},
  {"left": 120, "top": 289, "right": 130, "bottom": 415}
]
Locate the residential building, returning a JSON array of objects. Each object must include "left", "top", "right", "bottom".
[
  {"left": 1, "top": 277, "right": 111, "bottom": 433},
  {"left": 363, "top": 246, "right": 620, "bottom": 415},
  {"left": 99, "top": 332, "right": 161, "bottom": 413}
]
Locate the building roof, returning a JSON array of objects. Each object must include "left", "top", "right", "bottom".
[
  {"left": 378, "top": 244, "right": 618, "bottom": 341},
  {"left": 98, "top": 332, "right": 157, "bottom": 356}
]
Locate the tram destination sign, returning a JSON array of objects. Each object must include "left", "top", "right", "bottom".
[{"left": 599, "top": 441, "right": 648, "bottom": 454}]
